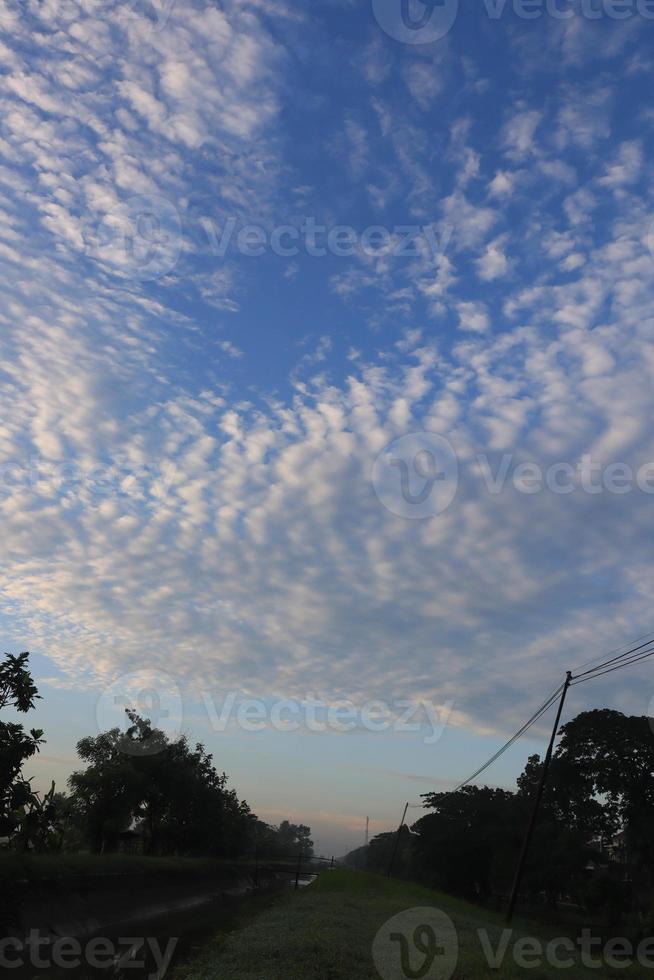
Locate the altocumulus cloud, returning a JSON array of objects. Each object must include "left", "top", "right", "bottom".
[
  {"left": 1, "top": 0, "right": 654, "bottom": 737},
  {"left": 3, "top": 321, "right": 654, "bottom": 731}
]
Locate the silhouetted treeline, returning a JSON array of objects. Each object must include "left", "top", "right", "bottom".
[
  {"left": 346, "top": 709, "right": 654, "bottom": 931},
  {"left": 1, "top": 653, "right": 313, "bottom": 861}
]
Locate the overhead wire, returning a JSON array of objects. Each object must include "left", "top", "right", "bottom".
[
  {"left": 400, "top": 631, "right": 654, "bottom": 817},
  {"left": 571, "top": 634, "right": 654, "bottom": 678},
  {"left": 404, "top": 682, "right": 566, "bottom": 810},
  {"left": 571, "top": 646, "right": 654, "bottom": 686}
]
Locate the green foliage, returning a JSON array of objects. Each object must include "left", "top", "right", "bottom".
[
  {"left": 0, "top": 655, "right": 315, "bottom": 866},
  {"left": 0, "top": 851, "right": 251, "bottom": 881},
  {"left": 556, "top": 709, "right": 654, "bottom": 871},
  {"left": 70, "top": 709, "right": 261, "bottom": 858},
  {"left": 0, "top": 652, "right": 47, "bottom": 844},
  {"left": 348, "top": 709, "right": 654, "bottom": 924},
  {"left": 274, "top": 820, "right": 314, "bottom": 858},
  {"left": 413, "top": 786, "right": 519, "bottom": 900}
]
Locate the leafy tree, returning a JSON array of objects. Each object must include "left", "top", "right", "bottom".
[
  {"left": 414, "top": 786, "right": 518, "bottom": 900},
  {"left": 12, "top": 782, "right": 67, "bottom": 852},
  {"left": 367, "top": 826, "right": 413, "bottom": 877},
  {"left": 246, "top": 819, "right": 314, "bottom": 861},
  {"left": 0, "top": 652, "right": 44, "bottom": 842},
  {"left": 69, "top": 723, "right": 143, "bottom": 852},
  {"left": 552, "top": 709, "right": 654, "bottom": 920},
  {"left": 250, "top": 818, "right": 279, "bottom": 855},
  {"left": 70, "top": 710, "right": 255, "bottom": 857},
  {"left": 513, "top": 751, "right": 615, "bottom": 906},
  {"left": 275, "top": 820, "right": 314, "bottom": 859},
  {"left": 555, "top": 709, "right": 654, "bottom": 872}
]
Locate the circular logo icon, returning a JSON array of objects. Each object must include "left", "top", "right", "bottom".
[
  {"left": 372, "top": 0, "right": 459, "bottom": 44},
  {"left": 373, "top": 907, "right": 458, "bottom": 980},
  {"left": 87, "top": 194, "right": 182, "bottom": 280},
  {"left": 372, "top": 432, "right": 458, "bottom": 520},
  {"left": 96, "top": 670, "right": 183, "bottom": 755}
]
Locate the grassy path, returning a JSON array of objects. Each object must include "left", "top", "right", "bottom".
[{"left": 172, "top": 869, "right": 652, "bottom": 979}]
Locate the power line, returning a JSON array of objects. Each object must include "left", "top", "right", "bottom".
[
  {"left": 572, "top": 636, "right": 654, "bottom": 681},
  {"left": 403, "top": 682, "right": 566, "bottom": 812},
  {"left": 571, "top": 646, "right": 654, "bottom": 686},
  {"left": 449, "top": 683, "right": 565, "bottom": 794},
  {"left": 432, "top": 643, "right": 654, "bottom": 799},
  {"left": 387, "top": 631, "right": 654, "bottom": 917},
  {"left": 570, "top": 630, "right": 654, "bottom": 674},
  {"left": 396, "top": 633, "right": 654, "bottom": 840}
]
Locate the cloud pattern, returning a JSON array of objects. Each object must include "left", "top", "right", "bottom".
[{"left": 1, "top": 0, "right": 654, "bottom": 735}]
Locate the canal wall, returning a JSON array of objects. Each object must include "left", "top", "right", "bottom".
[{"left": 5, "top": 865, "right": 270, "bottom": 941}]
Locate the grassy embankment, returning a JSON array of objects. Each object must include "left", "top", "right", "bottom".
[
  {"left": 173, "top": 869, "right": 653, "bottom": 979},
  {"left": 0, "top": 852, "right": 299, "bottom": 881}
]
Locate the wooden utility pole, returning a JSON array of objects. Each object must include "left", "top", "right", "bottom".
[
  {"left": 294, "top": 849, "right": 303, "bottom": 890},
  {"left": 387, "top": 802, "right": 409, "bottom": 878},
  {"left": 506, "top": 672, "right": 572, "bottom": 923}
]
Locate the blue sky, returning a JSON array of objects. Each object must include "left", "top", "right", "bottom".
[{"left": 3, "top": 0, "right": 654, "bottom": 855}]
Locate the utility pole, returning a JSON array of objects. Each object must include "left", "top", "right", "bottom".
[
  {"left": 294, "top": 849, "right": 303, "bottom": 890},
  {"left": 387, "top": 802, "right": 409, "bottom": 878},
  {"left": 506, "top": 672, "right": 572, "bottom": 923},
  {"left": 365, "top": 815, "right": 369, "bottom": 847}
]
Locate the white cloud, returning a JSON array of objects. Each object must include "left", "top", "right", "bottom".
[
  {"left": 488, "top": 171, "right": 516, "bottom": 198},
  {"left": 477, "top": 236, "right": 509, "bottom": 281},
  {"left": 2, "top": 0, "right": 654, "bottom": 749},
  {"left": 457, "top": 301, "right": 489, "bottom": 333},
  {"left": 502, "top": 109, "right": 541, "bottom": 160},
  {"left": 598, "top": 140, "right": 643, "bottom": 189}
]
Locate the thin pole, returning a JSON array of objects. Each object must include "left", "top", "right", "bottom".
[
  {"left": 294, "top": 849, "right": 303, "bottom": 890},
  {"left": 506, "top": 672, "right": 572, "bottom": 923},
  {"left": 387, "top": 802, "right": 409, "bottom": 878}
]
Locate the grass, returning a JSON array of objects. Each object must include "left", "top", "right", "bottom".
[
  {"left": 172, "top": 869, "right": 654, "bottom": 979},
  {"left": 0, "top": 851, "right": 238, "bottom": 881}
]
